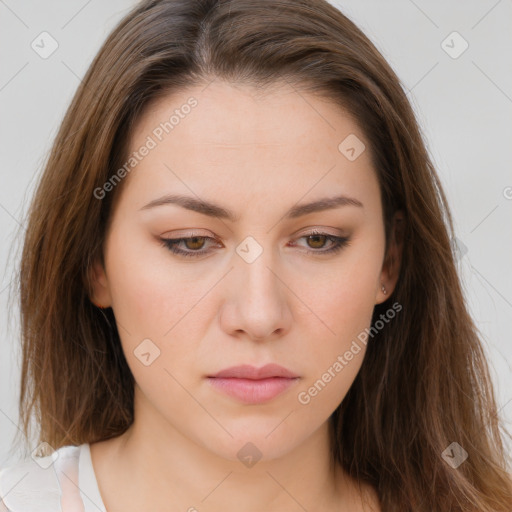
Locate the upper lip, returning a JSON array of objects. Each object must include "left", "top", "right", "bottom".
[{"left": 209, "top": 364, "right": 299, "bottom": 379}]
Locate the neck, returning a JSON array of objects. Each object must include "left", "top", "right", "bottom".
[{"left": 90, "top": 388, "right": 368, "bottom": 511}]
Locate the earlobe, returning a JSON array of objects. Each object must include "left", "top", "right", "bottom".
[
  {"left": 87, "top": 258, "right": 112, "bottom": 309},
  {"left": 376, "top": 210, "right": 405, "bottom": 303},
  {"left": 375, "top": 281, "right": 389, "bottom": 305}
]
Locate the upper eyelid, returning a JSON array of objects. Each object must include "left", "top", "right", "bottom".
[
  {"left": 162, "top": 234, "right": 339, "bottom": 249},
  {"left": 162, "top": 231, "right": 345, "bottom": 250},
  {"left": 162, "top": 227, "right": 344, "bottom": 239}
]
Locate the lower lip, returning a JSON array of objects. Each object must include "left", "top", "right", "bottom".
[{"left": 207, "top": 377, "right": 299, "bottom": 404}]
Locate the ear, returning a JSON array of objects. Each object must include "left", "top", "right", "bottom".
[
  {"left": 375, "top": 210, "right": 405, "bottom": 304},
  {"left": 87, "top": 255, "right": 112, "bottom": 308}
]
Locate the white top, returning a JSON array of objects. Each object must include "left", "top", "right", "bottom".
[{"left": 0, "top": 443, "right": 106, "bottom": 512}]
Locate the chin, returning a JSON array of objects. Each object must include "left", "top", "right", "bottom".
[{"left": 194, "top": 422, "right": 308, "bottom": 464}]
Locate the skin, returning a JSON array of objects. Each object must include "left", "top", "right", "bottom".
[{"left": 89, "top": 78, "right": 403, "bottom": 512}]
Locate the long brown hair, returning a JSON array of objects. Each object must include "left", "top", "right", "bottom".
[{"left": 12, "top": 0, "right": 512, "bottom": 510}]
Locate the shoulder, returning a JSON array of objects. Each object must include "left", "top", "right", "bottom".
[{"left": 0, "top": 444, "right": 81, "bottom": 512}]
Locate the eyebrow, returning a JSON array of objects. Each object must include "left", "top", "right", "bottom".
[{"left": 139, "top": 193, "right": 363, "bottom": 221}]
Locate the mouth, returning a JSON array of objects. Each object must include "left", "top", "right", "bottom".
[{"left": 207, "top": 364, "right": 300, "bottom": 404}]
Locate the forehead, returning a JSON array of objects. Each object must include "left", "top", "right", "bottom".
[
  {"left": 119, "top": 79, "right": 379, "bottom": 216},
  {"left": 133, "top": 79, "right": 359, "bottom": 147}
]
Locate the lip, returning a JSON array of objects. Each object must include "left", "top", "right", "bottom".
[
  {"left": 209, "top": 364, "right": 299, "bottom": 379},
  {"left": 207, "top": 364, "right": 300, "bottom": 404}
]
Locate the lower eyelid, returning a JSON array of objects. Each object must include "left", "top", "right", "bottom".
[
  {"left": 160, "top": 233, "right": 349, "bottom": 257},
  {"left": 161, "top": 236, "right": 217, "bottom": 249}
]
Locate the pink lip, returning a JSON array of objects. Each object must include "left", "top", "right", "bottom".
[
  {"left": 207, "top": 364, "right": 300, "bottom": 404},
  {"left": 210, "top": 364, "right": 299, "bottom": 379}
]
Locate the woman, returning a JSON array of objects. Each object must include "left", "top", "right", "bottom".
[{"left": 1, "top": 0, "right": 511, "bottom": 510}]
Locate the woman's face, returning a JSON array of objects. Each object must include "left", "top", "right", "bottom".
[{"left": 91, "top": 79, "right": 395, "bottom": 461}]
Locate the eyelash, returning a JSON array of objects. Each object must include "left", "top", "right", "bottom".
[{"left": 159, "top": 231, "right": 351, "bottom": 258}]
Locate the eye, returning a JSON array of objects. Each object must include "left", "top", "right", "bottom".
[
  {"left": 293, "top": 232, "right": 350, "bottom": 255},
  {"left": 160, "top": 230, "right": 351, "bottom": 259},
  {"left": 159, "top": 235, "right": 218, "bottom": 258}
]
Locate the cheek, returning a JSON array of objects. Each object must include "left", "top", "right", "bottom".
[
  {"left": 107, "top": 256, "right": 167, "bottom": 333},
  {"left": 104, "top": 234, "right": 210, "bottom": 377},
  {"left": 295, "top": 283, "right": 373, "bottom": 413},
  {"left": 105, "top": 231, "right": 195, "bottom": 334},
  {"left": 301, "top": 244, "right": 382, "bottom": 345},
  {"left": 294, "top": 239, "right": 383, "bottom": 403},
  {"left": 299, "top": 283, "right": 372, "bottom": 391}
]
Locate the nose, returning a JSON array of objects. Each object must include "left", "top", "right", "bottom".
[{"left": 219, "top": 247, "right": 293, "bottom": 342}]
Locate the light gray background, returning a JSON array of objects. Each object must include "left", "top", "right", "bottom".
[{"left": 1, "top": 0, "right": 511, "bottom": 467}]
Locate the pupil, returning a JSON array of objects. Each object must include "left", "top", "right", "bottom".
[
  {"left": 308, "top": 235, "right": 326, "bottom": 248},
  {"left": 187, "top": 237, "right": 205, "bottom": 250}
]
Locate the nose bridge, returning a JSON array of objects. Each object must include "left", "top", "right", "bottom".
[
  {"left": 225, "top": 234, "right": 289, "bottom": 339},
  {"left": 236, "top": 234, "right": 282, "bottom": 303}
]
